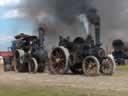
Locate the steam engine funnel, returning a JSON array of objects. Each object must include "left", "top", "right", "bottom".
[
  {"left": 87, "top": 8, "right": 101, "bottom": 46},
  {"left": 95, "top": 21, "right": 100, "bottom": 46},
  {"left": 38, "top": 26, "right": 45, "bottom": 47}
]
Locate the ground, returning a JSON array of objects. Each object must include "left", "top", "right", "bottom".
[{"left": 0, "top": 65, "right": 128, "bottom": 96}]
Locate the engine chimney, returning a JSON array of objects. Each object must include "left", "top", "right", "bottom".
[
  {"left": 95, "top": 16, "right": 100, "bottom": 46},
  {"left": 38, "top": 25, "right": 46, "bottom": 47},
  {"left": 87, "top": 8, "right": 101, "bottom": 46}
]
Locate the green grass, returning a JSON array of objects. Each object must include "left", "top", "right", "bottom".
[
  {"left": 0, "top": 86, "right": 128, "bottom": 96},
  {"left": 117, "top": 64, "right": 128, "bottom": 71}
]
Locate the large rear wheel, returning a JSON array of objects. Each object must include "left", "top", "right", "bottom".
[
  {"left": 82, "top": 56, "right": 100, "bottom": 76},
  {"left": 15, "top": 49, "right": 27, "bottom": 72},
  {"left": 49, "top": 46, "right": 69, "bottom": 74}
]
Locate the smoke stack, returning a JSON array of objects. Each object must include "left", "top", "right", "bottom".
[
  {"left": 95, "top": 18, "right": 100, "bottom": 46},
  {"left": 38, "top": 24, "right": 47, "bottom": 47},
  {"left": 87, "top": 8, "right": 101, "bottom": 46}
]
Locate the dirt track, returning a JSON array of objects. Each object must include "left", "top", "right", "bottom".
[{"left": 0, "top": 65, "right": 128, "bottom": 91}]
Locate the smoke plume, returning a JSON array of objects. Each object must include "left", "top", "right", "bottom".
[
  {"left": 21, "top": 0, "right": 93, "bottom": 49},
  {"left": 15, "top": 0, "right": 128, "bottom": 50}
]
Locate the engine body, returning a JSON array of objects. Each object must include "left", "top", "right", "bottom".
[
  {"left": 49, "top": 8, "right": 116, "bottom": 76},
  {"left": 112, "top": 39, "right": 128, "bottom": 65},
  {"left": 12, "top": 25, "right": 48, "bottom": 73},
  {"left": 59, "top": 35, "right": 103, "bottom": 69}
]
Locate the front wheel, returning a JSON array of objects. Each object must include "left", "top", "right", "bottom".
[
  {"left": 28, "top": 58, "right": 38, "bottom": 73},
  {"left": 100, "top": 54, "right": 116, "bottom": 75},
  {"left": 82, "top": 56, "right": 100, "bottom": 76}
]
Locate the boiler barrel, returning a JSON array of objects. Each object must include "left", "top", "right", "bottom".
[{"left": 32, "top": 48, "right": 48, "bottom": 61}]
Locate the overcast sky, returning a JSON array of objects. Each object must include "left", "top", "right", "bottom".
[{"left": 0, "top": 0, "right": 128, "bottom": 51}]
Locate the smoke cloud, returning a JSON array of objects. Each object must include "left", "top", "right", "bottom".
[
  {"left": 9, "top": 0, "right": 128, "bottom": 49},
  {"left": 92, "top": 0, "right": 128, "bottom": 49},
  {"left": 20, "top": 0, "right": 93, "bottom": 49}
]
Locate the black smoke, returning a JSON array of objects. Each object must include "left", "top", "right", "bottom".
[
  {"left": 53, "top": 0, "right": 93, "bottom": 22},
  {"left": 21, "top": 0, "right": 94, "bottom": 49},
  {"left": 17, "top": 0, "right": 128, "bottom": 50}
]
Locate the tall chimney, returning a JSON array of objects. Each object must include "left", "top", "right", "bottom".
[
  {"left": 38, "top": 26, "right": 45, "bottom": 47},
  {"left": 87, "top": 8, "right": 101, "bottom": 46},
  {"left": 95, "top": 16, "right": 100, "bottom": 46}
]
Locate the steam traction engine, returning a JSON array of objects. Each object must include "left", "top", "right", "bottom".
[
  {"left": 112, "top": 39, "right": 128, "bottom": 65},
  {"left": 49, "top": 9, "right": 116, "bottom": 76},
  {"left": 13, "top": 26, "right": 48, "bottom": 73}
]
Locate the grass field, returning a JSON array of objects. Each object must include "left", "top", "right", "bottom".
[
  {"left": 0, "top": 85, "right": 128, "bottom": 96},
  {"left": 117, "top": 64, "right": 128, "bottom": 70},
  {"left": 0, "top": 65, "right": 128, "bottom": 96}
]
